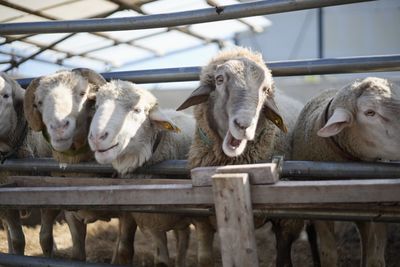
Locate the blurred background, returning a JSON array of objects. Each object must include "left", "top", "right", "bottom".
[{"left": 0, "top": 0, "right": 399, "bottom": 107}]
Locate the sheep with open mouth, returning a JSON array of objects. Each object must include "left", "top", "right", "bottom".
[{"left": 177, "top": 47, "right": 303, "bottom": 267}]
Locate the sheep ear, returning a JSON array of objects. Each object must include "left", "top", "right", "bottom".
[
  {"left": 1, "top": 73, "right": 24, "bottom": 109},
  {"left": 263, "top": 97, "right": 288, "bottom": 133},
  {"left": 24, "top": 78, "right": 45, "bottom": 131},
  {"left": 150, "top": 106, "right": 181, "bottom": 132},
  {"left": 318, "top": 108, "right": 353, "bottom": 137},
  {"left": 176, "top": 84, "right": 213, "bottom": 111}
]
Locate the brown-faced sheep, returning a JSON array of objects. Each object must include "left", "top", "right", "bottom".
[
  {"left": 88, "top": 80, "right": 195, "bottom": 267},
  {"left": 0, "top": 72, "right": 51, "bottom": 255},
  {"left": 24, "top": 68, "right": 109, "bottom": 261},
  {"left": 291, "top": 77, "right": 400, "bottom": 267},
  {"left": 177, "top": 47, "right": 304, "bottom": 267}
]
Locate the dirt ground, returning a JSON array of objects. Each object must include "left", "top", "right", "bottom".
[{"left": 1, "top": 217, "right": 400, "bottom": 267}]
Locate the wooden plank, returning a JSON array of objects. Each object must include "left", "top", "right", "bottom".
[
  {"left": 4, "top": 176, "right": 191, "bottom": 187},
  {"left": 0, "top": 179, "right": 400, "bottom": 207},
  {"left": 212, "top": 173, "right": 259, "bottom": 267},
  {"left": 191, "top": 163, "right": 279, "bottom": 186}
]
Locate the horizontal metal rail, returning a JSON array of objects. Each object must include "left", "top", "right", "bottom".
[
  {"left": 16, "top": 54, "right": 400, "bottom": 87},
  {"left": 0, "top": 0, "right": 372, "bottom": 35},
  {"left": 0, "top": 253, "right": 131, "bottom": 267},
  {"left": 2, "top": 158, "right": 400, "bottom": 179}
]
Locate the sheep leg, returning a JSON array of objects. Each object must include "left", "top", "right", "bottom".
[
  {"left": 3, "top": 210, "right": 25, "bottom": 255},
  {"left": 356, "top": 222, "right": 387, "bottom": 267},
  {"left": 306, "top": 222, "right": 321, "bottom": 267},
  {"left": 314, "top": 221, "right": 337, "bottom": 267},
  {"left": 272, "top": 219, "right": 303, "bottom": 267},
  {"left": 112, "top": 213, "right": 137, "bottom": 265},
  {"left": 174, "top": 227, "right": 190, "bottom": 267},
  {"left": 193, "top": 218, "right": 215, "bottom": 267},
  {"left": 149, "top": 229, "right": 170, "bottom": 267},
  {"left": 40, "top": 209, "right": 60, "bottom": 257},
  {"left": 65, "top": 211, "right": 86, "bottom": 261}
]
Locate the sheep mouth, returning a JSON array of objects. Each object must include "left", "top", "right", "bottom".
[
  {"left": 97, "top": 143, "right": 119, "bottom": 153},
  {"left": 227, "top": 131, "right": 244, "bottom": 150},
  {"left": 222, "top": 131, "right": 248, "bottom": 157}
]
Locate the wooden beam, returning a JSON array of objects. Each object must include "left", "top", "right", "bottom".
[
  {"left": 1, "top": 179, "right": 400, "bottom": 207},
  {"left": 212, "top": 173, "right": 259, "bottom": 267},
  {"left": 191, "top": 163, "right": 279, "bottom": 186}
]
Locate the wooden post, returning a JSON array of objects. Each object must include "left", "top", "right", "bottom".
[{"left": 212, "top": 173, "right": 259, "bottom": 267}]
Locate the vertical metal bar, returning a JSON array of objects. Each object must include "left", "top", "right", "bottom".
[{"left": 317, "top": 7, "right": 324, "bottom": 58}]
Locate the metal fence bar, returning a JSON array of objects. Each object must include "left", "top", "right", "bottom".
[
  {"left": 2, "top": 158, "right": 400, "bottom": 179},
  {"left": 0, "top": 0, "right": 372, "bottom": 35},
  {"left": 0, "top": 253, "right": 132, "bottom": 267},
  {"left": 16, "top": 54, "right": 400, "bottom": 87}
]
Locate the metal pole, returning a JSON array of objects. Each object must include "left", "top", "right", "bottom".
[
  {"left": 0, "top": 253, "right": 132, "bottom": 267},
  {"left": 0, "top": 158, "right": 188, "bottom": 176},
  {"left": 317, "top": 7, "right": 324, "bottom": 58},
  {"left": 16, "top": 54, "right": 400, "bottom": 87},
  {"left": 0, "top": 0, "right": 373, "bottom": 35},
  {"left": 282, "top": 161, "right": 400, "bottom": 180}
]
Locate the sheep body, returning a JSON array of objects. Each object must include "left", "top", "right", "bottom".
[
  {"left": 24, "top": 68, "right": 108, "bottom": 260},
  {"left": 89, "top": 80, "right": 195, "bottom": 266},
  {"left": 291, "top": 77, "right": 400, "bottom": 267},
  {"left": 0, "top": 72, "right": 51, "bottom": 255}
]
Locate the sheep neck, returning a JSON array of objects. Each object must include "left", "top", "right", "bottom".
[
  {"left": 321, "top": 98, "right": 359, "bottom": 161},
  {"left": 0, "top": 102, "right": 28, "bottom": 163}
]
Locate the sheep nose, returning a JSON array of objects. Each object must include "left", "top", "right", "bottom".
[
  {"left": 50, "top": 119, "right": 70, "bottom": 131},
  {"left": 234, "top": 119, "right": 250, "bottom": 131},
  {"left": 89, "top": 131, "right": 108, "bottom": 142}
]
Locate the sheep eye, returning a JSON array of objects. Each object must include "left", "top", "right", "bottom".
[
  {"left": 215, "top": 75, "right": 224, "bottom": 85},
  {"left": 79, "top": 91, "right": 86, "bottom": 97},
  {"left": 262, "top": 87, "right": 268, "bottom": 93},
  {"left": 133, "top": 107, "right": 142, "bottom": 114},
  {"left": 3, "top": 94, "right": 9, "bottom": 99},
  {"left": 37, "top": 101, "right": 42, "bottom": 106},
  {"left": 364, "top": 110, "right": 376, "bottom": 117}
]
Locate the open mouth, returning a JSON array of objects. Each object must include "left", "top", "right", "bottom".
[
  {"left": 97, "top": 143, "right": 119, "bottom": 153},
  {"left": 227, "top": 131, "right": 244, "bottom": 150}
]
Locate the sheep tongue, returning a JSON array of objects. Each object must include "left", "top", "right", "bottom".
[{"left": 229, "top": 133, "right": 242, "bottom": 148}]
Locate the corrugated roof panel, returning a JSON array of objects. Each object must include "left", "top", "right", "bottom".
[
  {"left": 190, "top": 20, "right": 248, "bottom": 39},
  {"left": 27, "top": 33, "right": 71, "bottom": 46},
  {"left": 142, "top": 0, "right": 209, "bottom": 14},
  {"left": 7, "top": 14, "right": 48, "bottom": 23},
  {"left": 63, "top": 55, "right": 106, "bottom": 70},
  {"left": 0, "top": 5, "right": 25, "bottom": 22},
  {"left": 55, "top": 33, "right": 114, "bottom": 54},
  {"left": 134, "top": 30, "right": 201, "bottom": 55},
  {"left": 88, "top": 44, "right": 153, "bottom": 67},
  {"left": 42, "top": 0, "right": 118, "bottom": 19},
  {"left": 7, "top": 0, "right": 70, "bottom": 12}
]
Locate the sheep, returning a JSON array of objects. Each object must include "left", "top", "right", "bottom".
[
  {"left": 291, "top": 77, "right": 400, "bottom": 267},
  {"left": 88, "top": 79, "right": 195, "bottom": 267},
  {"left": 23, "top": 68, "right": 109, "bottom": 260},
  {"left": 176, "top": 47, "right": 304, "bottom": 267},
  {"left": 0, "top": 72, "right": 51, "bottom": 255}
]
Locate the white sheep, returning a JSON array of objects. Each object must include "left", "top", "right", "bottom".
[
  {"left": 177, "top": 47, "right": 304, "bottom": 267},
  {"left": 0, "top": 72, "right": 51, "bottom": 256},
  {"left": 291, "top": 77, "right": 400, "bottom": 267},
  {"left": 88, "top": 79, "right": 195, "bottom": 266},
  {"left": 23, "top": 68, "right": 109, "bottom": 260}
]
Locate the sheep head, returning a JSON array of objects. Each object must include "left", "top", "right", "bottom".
[
  {"left": 318, "top": 77, "right": 400, "bottom": 161},
  {"left": 89, "top": 80, "right": 180, "bottom": 164},
  {"left": 0, "top": 73, "right": 24, "bottom": 139},
  {"left": 24, "top": 68, "right": 106, "bottom": 152},
  {"left": 177, "top": 49, "right": 286, "bottom": 157}
]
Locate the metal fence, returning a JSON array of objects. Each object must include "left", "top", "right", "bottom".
[{"left": 1, "top": 0, "right": 400, "bottom": 266}]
